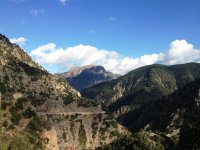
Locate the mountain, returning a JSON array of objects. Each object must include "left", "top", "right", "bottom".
[
  {"left": 0, "top": 34, "right": 128, "bottom": 150},
  {"left": 56, "top": 65, "right": 120, "bottom": 91},
  {"left": 116, "top": 79, "right": 200, "bottom": 149},
  {"left": 81, "top": 63, "right": 200, "bottom": 116},
  {"left": 2, "top": 32, "right": 200, "bottom": 150}
]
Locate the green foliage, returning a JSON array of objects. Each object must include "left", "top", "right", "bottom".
[
  {"left": 25, "top": 116, "right": 52, "bottom": 149},
  {"left": 81, "top": 63, "right": 200, "bottom": 112},
  {"left": 0, "top": 143, "right": 7, "bottom": 150},
  {"left": 8, "top": 135, "right": 33, "bottom": 150},
  {"left": 62, "top": 132, "right": 67, "bottom": 140},
  {"left": 7, "top": 97, "right": 37, "bottom": 126},
  {"left": 98, "top": 113, "right": 103, "bottom": 122},
  {"left": 99, "top": 126, "right": 107, "bottom": 135},
  {"left": 10, "top": 97, "right": 28, "bottom": 115},
  {"left": 109, "top": 130, "right": 119, "bottom": 138},
  {"left": 70, "top": 121, "right": 75, "bottom": 140},
  {"left": 1, "top": 101, "right": 11, "bottom": 110},
  {"left": 0, "top": 81, "right": 7, "bottom": 93},
  {"left": 27, "top": 116, "right": 52, "bottom": 132},
  {"left": 109, "top": 120, "right": 118, "bottom": 129},
  {"left": 57, "top": 77, "right": 67, "bottom": 85},
  {"left": 9, "top": 97, "right": 29, "bottom": 125},
  {"left": 97, "top": 131, "right": 170, "bottom": 150},
  {"left": 78, "top": 123, "right": 87, "bottom": 147},
  {"left": 63, "top": 94, "right": 74, "bottom": 105},
  {"left": 118, "top": 78, "right": 200, "bottom": 133},
  {"left": 70, "top": 114, "right": 79, "bottom": 121},
  {"left": 18, "top": 61, "right": 46, "bottom": 77},
  {"left": 92, "top": 121, "right": 98, "bottom": 139},
  {"left": 10, "top": 113, "right": 22, "bottom": 125},
  {"left": 178, "top": 117, "right": 200, "bottom": 150},
  {"left": 22, "top": 106, "right": 36, "bottom": 118},
  {"left": 77, "top": 98, "right": 98, "bottom": 108}
]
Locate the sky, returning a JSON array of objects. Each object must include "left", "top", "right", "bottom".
[{"left": 0, "top": 0, "right": 200, "bottom": 74}]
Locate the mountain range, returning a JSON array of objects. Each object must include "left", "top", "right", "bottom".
[
  {"left": 56, "top": 65, "right": 120, "bottom": 91},
  {"left": 1, "top": 33, "right": 200, "bottom": 150},
  {"left": 81, "top": 63, "right": 200, "bottom": 115}
]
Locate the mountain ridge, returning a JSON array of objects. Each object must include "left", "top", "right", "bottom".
[
  {"left": 56, "top": 65, "right": 120, "bottom": 91},
  {"left": 81, "top": 62, "right": 200, "bottom": 116},
  {"left": 116, "top": 78, "right": 200, "bottom": 149},
  {"left": 0, "top": 34, "right": 128, "bottom": 150},
  {"left": 2, "top": 32, "right": 200, "bottom": 149}
]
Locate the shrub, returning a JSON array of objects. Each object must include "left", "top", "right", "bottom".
[
  {"left": 63, "top": 94, "right": 74, "bottom": 105},
  {"left": 23, "top": 106, "right": 36, "bottom": 118},
  {"left": 78, "top": 123, "right": 87, "bottom": 147},
  {"left": 0, "top": 81, "right": 7, "bottom": 93},
  {"left": 10, "top": 113, "right": 22, "bottom": 125},
  {"left": 62, "top": 132, "right": 67, "bottom": 140},
  {"left": 27, "top": 116, "right": 52, "bottom": 132}
]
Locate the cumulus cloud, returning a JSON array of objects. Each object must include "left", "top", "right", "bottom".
[
  {"left": 59, "top": 0, "right": 68, "bottom": 5},
  {"left": 10, "top": 37, "right": 27, "bottom": 46},
  {"left": 30, "top": 9, "right": 45, "bottom": 16},
  {"left": 161, "top": 40, "right": 200, "bottom": 65},
  {"left": 30, "top": 40, "right": 200, "bottom": 74}
]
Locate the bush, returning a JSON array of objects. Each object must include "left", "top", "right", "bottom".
[
  {"left": 27, "top": 116, "right": 52, "bottom": 132},
  {"left": 10, "top": 113, "right": 22, "bottom": 125},
  {"left": 23, "top": 106, "right": 36, "bottom": 118},
  {"left": 78, "top": 123, "right": 87, "bottom": 147},
  {"left": 62, "top": 132, "right": 66, "bottom": 140},
  {"left": 63, "top": 94, "right": 74, "bottom": 105},
  {"left": 0, "top": 81, "right": 7, "bottom": 93},
  {"left": 178, "top": 118, "right": 200, "bottom": 150},
  {"left": 1, "top": 101, "right": 9, "bottom": 110}
]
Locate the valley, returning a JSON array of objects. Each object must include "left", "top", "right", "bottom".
[
  {"left": 0, "top": 33, "right": 200, "bottom": 150},
  {"left": 1, "top": 0, "right": 200, "bottom": 149}
]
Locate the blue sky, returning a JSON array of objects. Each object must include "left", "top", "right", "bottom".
[{"left": 1, "top": 0, "right": 200, "bottom": 74}]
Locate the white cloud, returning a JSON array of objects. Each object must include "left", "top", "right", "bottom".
[
  {"left": 162, "top": 40, "right": 200, "bottom": 65},
  {"left": 10, "top": 37, "right": 27, "bottom": 46},
  {"left": 59, "top": 0, "right": 68, "bottom": 5},
  {"left": 30, "top": 9, "right": 45, "bottom": 16},
  {"left": 30, "top": 40, "right": 200, "bottom": 74}
]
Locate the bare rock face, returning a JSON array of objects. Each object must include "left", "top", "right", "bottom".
[
  {"left": 0, "top": 34, "right": 128, "bottom": 149},
  {"left": 56, "top": 64, "right": 96, "bottom": 78},
  {"left": 56, "top": 65, "right": 120, "bottom": 91}
]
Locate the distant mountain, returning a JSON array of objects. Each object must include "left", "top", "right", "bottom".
[
  {"left": 56, "top": 65, "right": 120, "bottom": 91},
  {"left": 81, "top": 63, "right": 200, "bottom": 116}
]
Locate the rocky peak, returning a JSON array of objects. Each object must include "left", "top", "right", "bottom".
[
  {"left": 56, "top": 65, "right": 120, "bottom": 91},
  {"left": 57, "top": 64, "right": 96, "bottom": 78}
]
